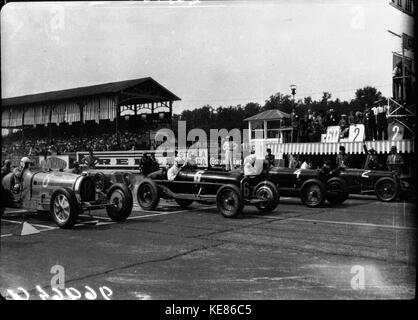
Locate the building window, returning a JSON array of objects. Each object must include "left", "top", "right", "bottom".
[
  {"left": 397, "top": 0, "right": 402, "bottom": 7},
  {"left": 405, "top": 0, "right": 412, "bottom": 12}
]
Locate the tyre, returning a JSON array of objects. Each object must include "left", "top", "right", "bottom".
[
  {"left": 375, "top": 177, "right": 398, "bottom": 202},
  {"left": 93, "top": 172, "right": 109, "bottom": 193},
  {"left": 216, "top": 184, "right": 244, "bottom": 218},
  {"left": 50, "top": 188, "right": 79, "bottom": 228},
  {"left": 326, "top": 177, "right": 349, "bottom": 205},
  {"left": 253, "top": 181, "right": 279, "bottom": 213},
  {"left": 137, "top": 178, "right": 160, "bottom": 211},
  {"left": 175, "top": 199, "right": 194, "bottom": 208},
  {"left": 300, "top": 179, "right": 326, "bottom": 208},
  {"left": 106, "top": 183, "right": 133, "bottom": 221}
]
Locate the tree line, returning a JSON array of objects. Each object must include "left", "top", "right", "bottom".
[{"left": 173, "top": 86, "right": 384, "bottom": 132}]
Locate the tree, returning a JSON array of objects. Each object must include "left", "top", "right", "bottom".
[
  {"left": 353, "top": 86, "right": 383, "bottom": 109},
  {"left": 263, "top": 92, "right": 295, "bottom": 114}
]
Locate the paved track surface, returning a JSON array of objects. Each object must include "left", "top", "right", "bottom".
[{"left": 0, "top": 194, "right": 416, "bottom": 300}]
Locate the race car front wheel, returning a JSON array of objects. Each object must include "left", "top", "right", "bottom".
[
  {"left": 375, "top": 177, "right": 398, "bottom": 202},
  {"left": 50, "top": 188, "right": 79, "bottom": 229},
  {"left": 137, "top": 178, "right": 160, "bottom": 211},
  {"left": 216, "top": 185, "right": 244, "bottom": 218},
  {"left": 300, "top": 179, "right": 326, "bottom": 208},
  {"left": 106, "top": 183, "right": 133, "bottom": 222},
  {"left": 254, "top": 181, "right": 279, "bottom": 213},
  {"left": 326, "top": 177, "right": 349, "bottom": 205}
]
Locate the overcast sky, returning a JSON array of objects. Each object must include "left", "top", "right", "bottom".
[{"left": 1, "top": 0, "right": 413, "bottom": 113}]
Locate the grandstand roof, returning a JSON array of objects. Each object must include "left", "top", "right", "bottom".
[
  {"left": 2, "top": 77, "right": 181, "bottom": 107},
  {"left": 244, "top": 109, "right": 290, "bottom": 121}
]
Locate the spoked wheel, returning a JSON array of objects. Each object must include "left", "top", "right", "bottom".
[
  {"left": 137, "top": 179, "right": 160, "bottom": 211},
  {"left": 326, "top": 177, "right": 349, "bottom": 205},
  {"left": 94, "top": 172, "right": 108, "bottom": 193},
  {"left": 254, "top": 181, "right": 279, "bottom": 213},
  {"left": 375, "top": 177, "right": 398, "bottom": 202},
  {"left": 216, "top": 185, "right": 243, "bottom": 218},
  {"left": 300, "top": 180, "right": 326, "bottom": 208},
  {"left": 175, "top": 199, "right": 194, "bottom": 208},
  {"left": 50, "top": 188, "right": 78, "bottom": 228},
  {"left": 106, "top": 183, "right": 133, "bottom": 221}
]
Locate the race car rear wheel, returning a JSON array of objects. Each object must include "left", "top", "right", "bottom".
[
  {"left": 106, "top": 183, "right": 133, "bottom": 221},
  {"left": 254, "top": 181, "right": 279, "bottom": 213},
  {"left": 216, "top": 185, "right": 244, "bottom": 218},
  {"left": 300, "top": 179, "right": 326, "bottom": 208},
  {"left": 375, "top": 177, "right": 398, "bottom": 202},
  {"left": 175, "top": 199, "right": 194, "bottom": 208},
  {"left": 50, "top": 188, "right": 79, "bottom": 229},
  {"left": 326, "top": 177, "right": 349, "bottom": 205},
  {"left": 137, "top": 178, "right": 160, "bottom": 211}
]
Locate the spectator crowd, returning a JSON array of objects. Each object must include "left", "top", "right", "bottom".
[{"left": 288, "top": 99, "right": 392, "bottom": 143}]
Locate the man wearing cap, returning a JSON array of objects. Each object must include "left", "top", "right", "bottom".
[
  {"left": 167, "top": 157, "right": 188, "bottom": 181},
  {"left": 386, "top": 146, "right": 404, "bottom": 175},
  {"left": 223, "top": 136, "right": 237, "bottom": 171},
  {"left": 265, "top": 148, "right": 275, "bottom": 168},
  {"left": 13, "top": 157, "right": 32, "bottom": 195},
  {"left": 336, "top": 146, "right": 350, "bottom": 170}
]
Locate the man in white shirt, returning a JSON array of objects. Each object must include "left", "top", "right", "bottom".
[
  {"left": 300, "top": 159, "right": 310, "bottom": 169},
  {"left": 167, "top": 157, "right": 187, "bottom": 181},
  {"left": 243, "top": 153, "right": 258, "bottom": 176},
  {"left": 223, "top": 136, "right": 237, "bottom": 171}
]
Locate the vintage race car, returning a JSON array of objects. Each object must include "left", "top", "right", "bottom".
[
  {"left": 254, "top": 166, "right": 349, "bottom": 208},
  {"left": 136, "top": 167, "right": 279, "bottom": 218},
  {"left": 1, "top": 168, "right": 133, "bottom": 228},
  {"left": 336, "top": 168, "right": 414, "bottom": 202}
]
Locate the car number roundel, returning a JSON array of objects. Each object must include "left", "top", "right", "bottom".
[
  {"left": 42, "top": 174, "right": 52, "bottom": 188},
  {"left": 194, "top": 171, "right": 205, "bottom": 182}
]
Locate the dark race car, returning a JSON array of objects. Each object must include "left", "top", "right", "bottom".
[
  {"left": 335, "top": 168, "right": 413, "bottom": 202},
  {"left": 1, "top": 167, "right": 133, "bottom": 228},
  {"left": 256, "top": 165, "right": 349, "bottom": 208},
  {"left": 136, "top": 166, "right": 279, "bottom": 218}
]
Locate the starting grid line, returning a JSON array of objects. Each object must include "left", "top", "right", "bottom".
[{"left": 0, "top": 205, "right": 217, "bottom": 237}]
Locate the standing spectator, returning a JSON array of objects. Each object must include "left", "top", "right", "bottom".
[
  {"left": 386, "top": 146, "right": 404, "bottom": 174},
  {"left": 355, "top": 111, "right": 363, "bottom": 124},
  {"left": 392, "top": 61, "right": 403, "bottom": 102},
  {"left": 290, "top": 108, "right": 299, "bottom": 142},
  {"left": 223, "top": 136, "right": 237, "bottom": 171},
  {"left": 338, "top": 114, "right": 349, "bottom": 138},
  {"left": 375, "top": 99, "right": 389, "bottom": 140},
  {"left": 348, "top": 111, "right": 355, "bottom": 125},
  {"left": 363, "top": 105, "right": 377, "bottom": 141}
]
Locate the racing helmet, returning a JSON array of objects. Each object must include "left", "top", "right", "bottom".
[{"left": 20, "top": 157, "right": 31, "bottom": 166}]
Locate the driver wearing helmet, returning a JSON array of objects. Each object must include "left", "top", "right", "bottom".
[
  {"left": 243, "top": 152, "right": 258, "bottom": 176},
  {"left": 13, "top": 157, "right": 32, "bottom": 192}
]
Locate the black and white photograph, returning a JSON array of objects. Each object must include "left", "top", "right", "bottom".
[{"left": 0, "top": 0, "right": 416, "bottom": 306}]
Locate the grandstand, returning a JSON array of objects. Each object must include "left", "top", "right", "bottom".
[{"left": 1, "top": 77, "right": 180, "bottom": 164}]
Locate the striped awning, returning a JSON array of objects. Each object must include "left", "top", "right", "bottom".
[{"left": 253, "top": 139, "right": 414, "bottom": 155}]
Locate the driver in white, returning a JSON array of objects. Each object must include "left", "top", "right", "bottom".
[
  {"left": 243, "top": 153, "right": 258, "bottom": 176},
  {"left": 13, "top": 157, "right": 31, "bottom": 193},
  {"left": 167, "top": 157, "right": 188, "bottom": 181}
]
